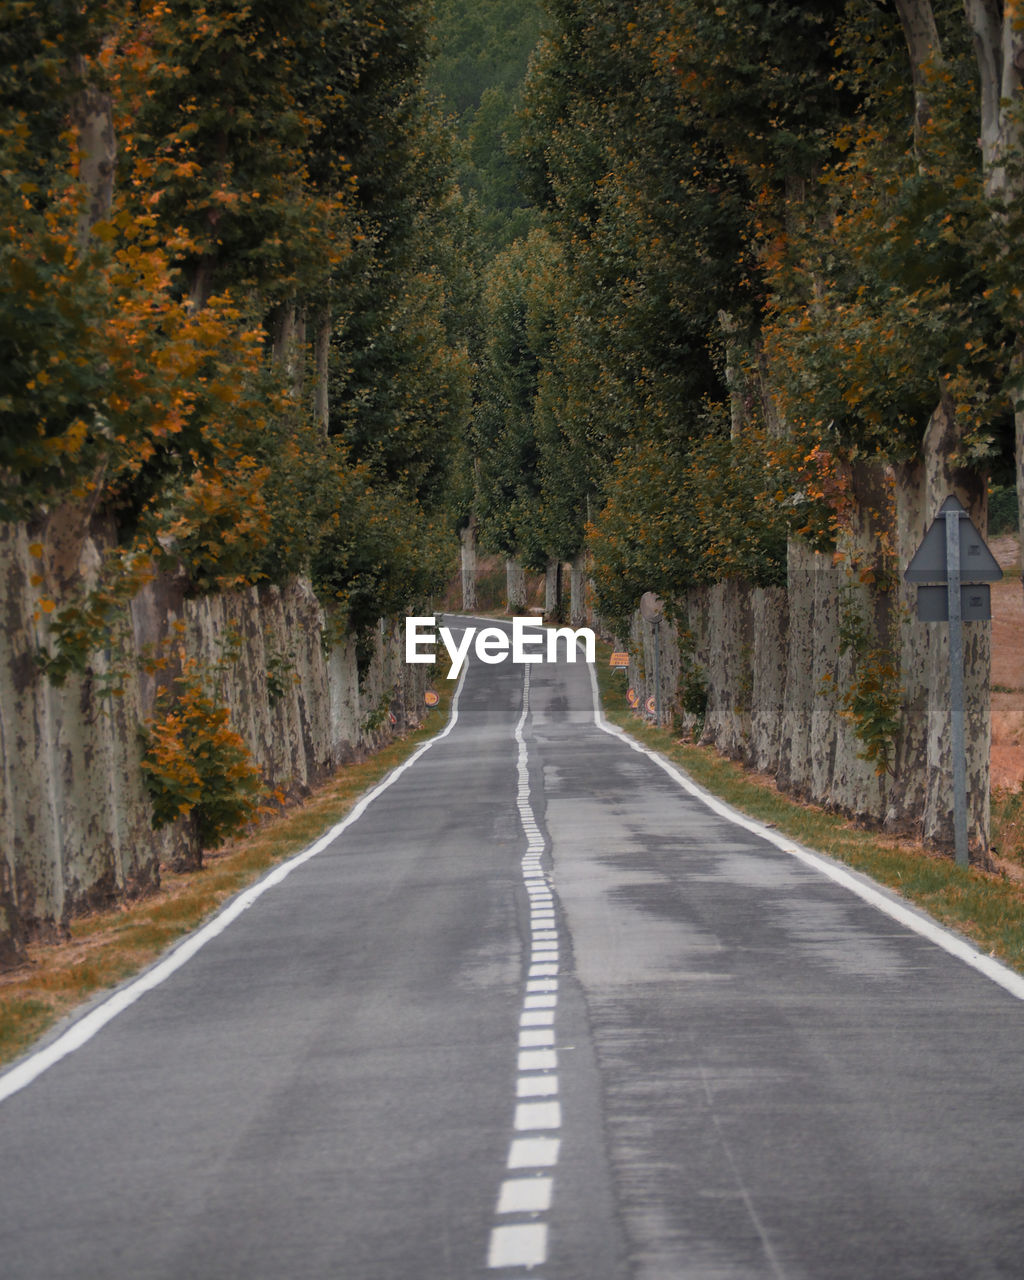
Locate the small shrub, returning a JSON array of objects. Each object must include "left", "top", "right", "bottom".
[{"left": 141, "top": 660, "right": 262, "bottom": 848}]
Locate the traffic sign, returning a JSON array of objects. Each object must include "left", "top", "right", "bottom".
[
  {"left": 916, "top": 584, "right": 991, "bottom": 622},
  {"left": 904, "top": 496, "right": 1002, "bottom": 583}
]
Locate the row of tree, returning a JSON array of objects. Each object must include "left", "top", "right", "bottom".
[
  {"left": 470, "top": 0, "right": 1022, "bottom": 644},
  {"left": 3, "top": 0, "right": 472, "bottom": 673}
]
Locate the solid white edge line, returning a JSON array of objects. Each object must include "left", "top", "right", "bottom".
[
  {"left": 585, "top": 657, "right": 1024, "bottom": 1003},
  {"left": 0, "top": 666, "right": 469, "bottom": 1106}
]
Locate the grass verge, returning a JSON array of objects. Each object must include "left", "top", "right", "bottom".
[
  {"left": 0, "top": 683, "right": 454, "bottom": 1071},
  {"left": 595, "top": 642, "right": 1024, "bottom": 977}
]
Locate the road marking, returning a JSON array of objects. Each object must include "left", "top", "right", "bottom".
[
  {"left": 488, "top": 1223, "right": 548, "bottom": 1268},
  {"left": 518, "top": 1074, "right": 559, "bottom": 1097},
  {"left": 508, "top": 1136, "right": 561, "bottom": 1168},
  {"left": 586, "top": 658, "right": 1024, "bottom": 1003},
  {"left": 0, "top": 666, "right": 473, "bottom": 1107},
  {"left": 515, "top": 1101, "right": 562, "bottom": 1130},
  {"left": 497, "top": 1177, "right": 553, "bottom": 1214},
  {"left": 487, "top": 665, "right": 563, "bottom": 1274}
]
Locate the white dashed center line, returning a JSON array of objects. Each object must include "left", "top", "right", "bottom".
[{"left": 486, "top": 666, "right": 562, "bottom": 1273}]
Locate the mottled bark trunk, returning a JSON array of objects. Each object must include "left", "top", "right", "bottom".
[
  {"left": 961, "top": 0, "right": 1024, "bottom": 597},
  {"left": 271, "top": 300, "right": 304, "bottom": 393},
  {"left": 544, "top": 560, "right": 564, "bottom": 621},
  {"left": 505, "top": 558, "right": 527, "bottom": 613},
  {"left": 460, "top": 523, "right": 478, "bottom": 612},
  {"left": 71, "top": 60, "right": 115, "bottom": 242},
  {"left": 893, "top": 0, "right": 944, "bottom": 142},
  {"left": 894, "top": 397, "right": 991, "bottom": 858},
  {"left": 569, "top": 551, "right": 588, "bottom": 625},
  {"left": 314, "top": 307, "right": 331, "bottom": 434}
]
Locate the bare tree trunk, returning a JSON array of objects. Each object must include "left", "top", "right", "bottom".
[
  {"left": 545, "top": 560, "right": 564, "bottom": 620},
  {"left": 569, "top": 550, "right": 588, "bottom": 625},
  {"left": 962, "top": 0, "right": 1024, "bottom": 590},
  {"left": 71, "top": 60, "right": 116, "bottom": 243},
  {"left": 893, "top": 0, "right": 944, "bottom": 142},
  {"left": 460, "top": 522, "right": 478, "bottom": 612},
  {"left": 272, "top": 300, "right": 304, "bottom": 393},
  {"left": 718, "top": 310, "right": 745, "bottom": 439},
  {"left": 505, "top": 558, "right": 527, "bottom": 612},
  {"left": 314, "top": 307, "right": 331, "bottom": 434}
]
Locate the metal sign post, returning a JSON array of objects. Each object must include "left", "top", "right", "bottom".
[
  {"left": 943, "top": 506, "right": 969, "bottom": 867},
  {"left": 905, "top": 495, "right": 1002, "bottom": 868}
]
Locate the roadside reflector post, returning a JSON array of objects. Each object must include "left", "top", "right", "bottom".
[{"left": 905, "top": 495, "right": 1003, "bottom": 868}]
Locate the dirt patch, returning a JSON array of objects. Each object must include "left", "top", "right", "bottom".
[{"left": 990, "top": 534, "right": 1023, "bottom": 791}]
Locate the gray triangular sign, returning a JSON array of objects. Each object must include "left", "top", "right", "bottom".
[{"left": 904, "top": 495, "right": 1003, "bottom": 583}]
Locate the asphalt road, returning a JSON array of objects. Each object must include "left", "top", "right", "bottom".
[{"left": 1, "top": 616, "right": 1023, "bottom": 1279}]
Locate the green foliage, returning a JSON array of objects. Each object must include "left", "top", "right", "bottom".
[
  {"left": 311, "top": 474, "right": 454, "bottom": 665},
  {"left": 0, "top": 0, "right": 467, "bottom": 689},
  {"left": 588, "top": 426, "right": 788, "bottom": 635},
  {"left": 426, "top": 0, "right": 543, "bottom": 251},
  {"left": 989, "top": 485, "right": 1019, "bottom": 537}
]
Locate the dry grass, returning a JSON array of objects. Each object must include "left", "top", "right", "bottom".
[{"left": 0, "top": 691, "right": 453, "bottom": 1069}]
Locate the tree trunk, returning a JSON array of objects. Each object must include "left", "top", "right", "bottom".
[
  {"left": 545, "top": 560, "right": 563, "bottom": 621},
  {"left": 314, "top": 307, "right": 331, "bottom": 434},
  {"left": 505, "top": 558, "right": 527, "bottom": 612},
  {"left": 893, "top": 0, "right": 944, "bottom": 142},
  {"left": 569, "top": 551, "right": 588, "bottom": 624},
  {"left": 71, "top": 60, "right": 116, "bottom": 243},
  {"left": 460, "top": 522, "right": 478, "bottom": 612},
  {"left": 894, "top": 396, "right": 991, "bottom": 859},
  {"left": 272, "top": 300, "right": 304, "bottom": 393},
  {"left": 962, "top": 0, "right": 1024, "bottom": 597}
]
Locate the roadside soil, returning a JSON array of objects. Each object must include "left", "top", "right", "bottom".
[{"left": 990, "top": 534, "right": 1023, "bottom": 791}]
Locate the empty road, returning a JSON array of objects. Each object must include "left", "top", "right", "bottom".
[{"left": 2, "top": 616, "right": 1023, "bottom": 1279}]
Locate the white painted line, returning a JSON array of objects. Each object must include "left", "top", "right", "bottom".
[
  {"left": 0, "top": 666, "right": 472, "bottom": 1107},
  {"left": 487, "top": 1222, "right": 548, "bottom": 1268},
  {"left": 529, "top": 964, "right": 558, "bottom": 978},
  {"left": 508, "top": 1136, "right": 561, "bottom": 1168},
  {"left": 496, "top": 1177, "right": 553, "bottom": 1214},
  {"left": 527, "top": 978, "right": 558, "bottom": 992},
  {"left": 519, "top": 1028, "right": 556, "bottom": 1048},
  {"left": 515, "top": 1100, "right": 562, "bottom": 1130},
  {"left": 519, "top": 1049, "right": 558, "bottom": 1072},
  {"left": 531, "top": 930, "right": 558, "bottom": 941},
  {"left": 520, "top": 1008, "right": 555, "bottom": 1026},
  {"left": 586, "top": 659, "right": 1024, "bottom": 1004},
  {"left": 518, "top": 1073, "right": 559, "bottom": 1097},
  {"left": 524, "top": 994, "right": 557, "bottom": 1008}
]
